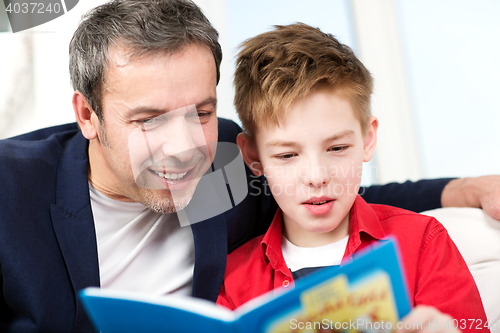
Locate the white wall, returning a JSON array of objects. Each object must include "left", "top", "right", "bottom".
[
  {"left": 0, "top": 0, "right": 109, "bottom": 139},
  {"left": 398, "top": 0, "right": 500, "bottom": 179}
]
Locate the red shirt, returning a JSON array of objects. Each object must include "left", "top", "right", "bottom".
[{"left": 217, "top": 196, "right": 489, "bottom": 332}]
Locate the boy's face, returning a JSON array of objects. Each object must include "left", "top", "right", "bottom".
[{"left": 239, "top": 88, "right": 377, "bottom": 247}]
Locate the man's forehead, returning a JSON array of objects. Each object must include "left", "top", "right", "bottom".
[
  {"left": 101, "top": 43, "right": 217, "bottom": 114},
  {"left": 106, "top": 43, "right": 173, "bottom": 70}
]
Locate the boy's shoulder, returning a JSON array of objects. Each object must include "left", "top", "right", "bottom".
[
  {"left": 370, "top": 203, "right": 442, "bottom": 226},
  {"left": 227, "top": 234, "right": 266, "bottom": 265},
  {"left": 366, "top": 202, "right": 447, "bottom": 248}
]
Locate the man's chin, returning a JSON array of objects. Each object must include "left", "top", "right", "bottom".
[{"left": 139, "top": 186, "right": 196, "bottom": 214}]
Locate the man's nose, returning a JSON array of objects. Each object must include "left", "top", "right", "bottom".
[{"left": 161, "top": 118, "right": 200, "bottom": 163}]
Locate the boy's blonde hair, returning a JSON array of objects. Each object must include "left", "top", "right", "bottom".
[{"left": 234, "top": 23, "right": 373, "bottom": 139}]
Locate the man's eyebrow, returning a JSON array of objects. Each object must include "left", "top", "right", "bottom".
[
  {"left": 265, "top": 130, "right": 356, "bottom": 148},
  {"left": 125, "top": 97, "right": 217, "bottom": 117},
  {"left": 196, "top": 97, "right": 217, "bottom": 109},
  {"left": 126, "top": 107, "right": 164, "bottom": 117}
]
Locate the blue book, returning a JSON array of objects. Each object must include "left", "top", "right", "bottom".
[{"left": 79, "top": 237, "right": 411, "bottom": 333}]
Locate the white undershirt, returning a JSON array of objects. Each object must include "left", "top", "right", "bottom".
[
  {"left": 90, "top": 184, "right": 195, "bottom": 296},
  {"left": 282, "top": 235, "right": 349, "bottom": 272}
]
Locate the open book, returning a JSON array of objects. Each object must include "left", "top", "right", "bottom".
[{"left": 79, "top": 237, "right": 411, "bottom": 333}]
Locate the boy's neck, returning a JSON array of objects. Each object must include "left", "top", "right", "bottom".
[{"left": 281, "top": 210, "right": 350, "bottom": 248}]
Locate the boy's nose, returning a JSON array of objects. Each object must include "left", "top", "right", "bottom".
[{"left": 302, "top": 160, "right": 331, "bottom": 188}]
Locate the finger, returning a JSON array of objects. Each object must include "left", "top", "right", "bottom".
[{"left": 395, "top": 306, "right": 456, "bottom": 333}]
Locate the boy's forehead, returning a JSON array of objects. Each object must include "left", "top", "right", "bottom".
[{"left": 254, "top": 88, "right": 364, "bottom": 143}]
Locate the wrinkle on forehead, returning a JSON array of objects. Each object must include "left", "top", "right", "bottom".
[{"left": 102, "top": 43, "right": 213, "bottom": 102}]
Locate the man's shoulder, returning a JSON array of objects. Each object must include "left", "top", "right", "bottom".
[
  {"left": 217, "top": 118, "right": 242, "bottom": 144},
  {"left": 9, "top": 123, "right": 79, "bottom": 141},
  {"left": 0, "top": 123, "right": 82, "bottom": 166}
]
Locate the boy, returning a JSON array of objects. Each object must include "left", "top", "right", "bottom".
[{"left": 217, "top": 23, "right": 488, "bottom": 331}]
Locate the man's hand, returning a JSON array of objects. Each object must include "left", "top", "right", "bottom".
[
  {"left": 396, "top": 306, "right": 459, "bottom": 333},
  {"left": 441, "top": 175, "right": 500, "bottom": 220}
]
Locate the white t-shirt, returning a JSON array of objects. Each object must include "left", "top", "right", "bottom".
[
  {"left": 90, "top": 184, "right": 195, "bottom": 296},
  {"left": 282, "top": 235, "right": 349, "bottom": 272}
]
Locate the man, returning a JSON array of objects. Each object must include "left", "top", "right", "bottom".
[{"left": 0, "top": 0, "right": 498, "bottom": 332}]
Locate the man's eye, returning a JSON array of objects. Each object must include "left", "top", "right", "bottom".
[
  {"left": 275, "top": 153, "right": 296, "bottom": 160},
  {"left": 140, "top": 118, "right": 156, "bottom": 125},
  {"left": 197, "top": 111, "right": 212, "bottom": 122},
  {"left": 137, "top": 117, "right": 162, "bottom": 130},
  {"left": 188, "top": 110, "right": 213, "bottom": 124}
]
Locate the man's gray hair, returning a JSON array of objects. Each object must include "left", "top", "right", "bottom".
[{"left": 69, "top": 0, "right": 222, "bottom": 120}]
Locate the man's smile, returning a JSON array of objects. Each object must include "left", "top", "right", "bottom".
[{"left": 149, "top": 169, "right": 189, "bottom": 181}]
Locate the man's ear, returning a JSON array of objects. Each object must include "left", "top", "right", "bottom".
[
  {"left": 363, "top": 116, "right": 378, "bottom": 162},
  {"left": 236, "top": 133, "right": 264, "bottom": 176},
  {"left": 73, "top": 90, "right": 99, "bottom": 140}
]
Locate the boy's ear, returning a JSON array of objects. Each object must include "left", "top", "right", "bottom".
[
  {"left": 73, "top": 90, "right": 99, "bottom": 140},
  {"left": 236, "top": 133, "right": 264, "bottom": 176},
  {"left": 363, "top": 116, "right": 378, "bottom": 162}
]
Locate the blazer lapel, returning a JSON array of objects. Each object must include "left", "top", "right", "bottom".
[
  {"left": 191, "top": 213, "right": 228, "bottom": 302},
  {"left": 50, "top": 132, "right": 100, "bottom": 331}
]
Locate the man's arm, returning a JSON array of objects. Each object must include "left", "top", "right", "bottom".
[
  {"left": 360, "top": 178, "right": 452, "bottom": 213},
  {"left": 441, "top": 176, "right": 500, "bottom": 220},
  {"left": 361, "top": 176, "right": 500, "bottom": 220}
]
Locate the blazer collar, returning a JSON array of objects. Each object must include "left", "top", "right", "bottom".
[{"left": 49, "top": 131, "right": 100, "bottom": 331}]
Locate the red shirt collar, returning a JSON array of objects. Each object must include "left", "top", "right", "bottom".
[{"left": 260, "top": 195, "right": 389, "bottom": 270}]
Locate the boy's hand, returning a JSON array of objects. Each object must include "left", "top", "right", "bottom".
[
  {"left": 441, "top": 175, "right": 500, "bottom": 220},
  {"left": 396, "top": 306, "right": 459, "bottom": 333}
]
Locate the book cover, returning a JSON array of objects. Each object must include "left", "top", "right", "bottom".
[{"left": 80, "top": 237, "right": 411, "bottom": 333}]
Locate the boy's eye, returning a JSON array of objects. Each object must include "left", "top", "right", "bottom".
[
  {"left": 329, "top": 145, "right": 349, "bottom": 152},
  {"left": 275, "top": 153, "right": 296, "bottom": 160}
]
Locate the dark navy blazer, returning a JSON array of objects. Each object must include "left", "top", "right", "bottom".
[{"left": 0, "top": 119, "right": 450, "bottom": 332}]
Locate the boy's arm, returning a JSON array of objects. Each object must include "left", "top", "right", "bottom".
[{"left": 411, "top": 221, "right": 489, "bottom": 333}]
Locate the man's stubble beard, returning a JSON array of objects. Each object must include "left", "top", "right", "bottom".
[
  {"left": 97, "top": 118, "right": 199, "bottom": 214},
  {"left": 140, "top": 186, "right": 195, "bottom": 214}
]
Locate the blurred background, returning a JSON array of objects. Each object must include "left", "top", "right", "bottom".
[{"left": 1, "top": 0, "right": 499, "bottom": 186}]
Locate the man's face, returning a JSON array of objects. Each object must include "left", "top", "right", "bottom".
[
  {"left": 251, "top": 88, "right": 376, "bottom": 247},
  {"left": 88, "top": 43, "right": 218, "bottom": 213}
]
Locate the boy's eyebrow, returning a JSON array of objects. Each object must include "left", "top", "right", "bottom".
[
  {"left": 324, "top": 130, "right": 355, "bottom": 142},
  {"left": 264, "top": 140, "right": 298, "bottom": 148},
  {"left": 265, "top": 130, "right": 356, "bottom": 148}
]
